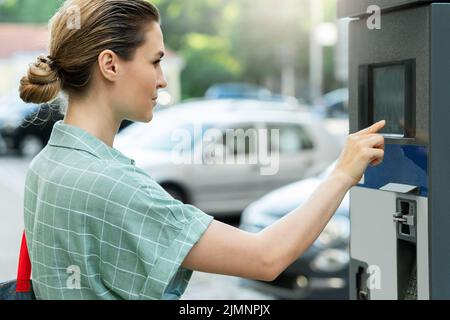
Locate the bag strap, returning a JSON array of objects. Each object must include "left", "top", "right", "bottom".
[{"left": 16, "top": 231, "right": 32, "bottom": 293}]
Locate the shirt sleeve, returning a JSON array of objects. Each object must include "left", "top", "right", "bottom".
[{"left": 98, "top": 166, "right": 213, "bottom": 300}]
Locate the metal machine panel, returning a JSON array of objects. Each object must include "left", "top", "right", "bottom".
[
  {"left": 343, "top": 0, "right": 450, "bottom": 299},
  {"left": 350, "top": 187, "right": 428, "bottom": 299},
  {"left": 350, "top": 187, "right": 399, "bottom": 299}
]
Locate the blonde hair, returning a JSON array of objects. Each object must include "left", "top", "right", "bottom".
[{"left": 19, "top": 0, "right": 160, "bottom": 104}]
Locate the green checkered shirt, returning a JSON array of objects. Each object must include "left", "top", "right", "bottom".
[{"left": 23, "top": 120, "right": 213, "bottom": 300}]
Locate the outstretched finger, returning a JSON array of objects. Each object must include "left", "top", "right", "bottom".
[{"left": 355, "top": 120, "right": 386, "bottom": 136}]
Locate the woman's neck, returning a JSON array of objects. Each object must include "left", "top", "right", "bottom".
[{"left": 63, "top": 94, "right": 122, "bottom": 148}]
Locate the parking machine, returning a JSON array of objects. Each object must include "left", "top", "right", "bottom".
[{"left": 339, "top": 0, "right": 450, "bottom": 299}]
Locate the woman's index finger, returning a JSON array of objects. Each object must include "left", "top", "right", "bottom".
[{"left": 355, "top": 120, "right": 386, "bottom": 136}]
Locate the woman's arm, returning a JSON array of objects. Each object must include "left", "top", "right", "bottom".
[{"left": 181, "top": 121, "right": 386, "bottom": 281}]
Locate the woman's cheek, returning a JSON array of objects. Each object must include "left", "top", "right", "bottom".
[{"left": 147, "top": 73, "right": 157, "bottom": 90}]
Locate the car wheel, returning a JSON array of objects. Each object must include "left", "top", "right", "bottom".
[
  {"left": 19, "top": 135, "right": 44, "bottom": 158},
  {"left": 162, "top": 185, "right": 188, "bottom": 203}
]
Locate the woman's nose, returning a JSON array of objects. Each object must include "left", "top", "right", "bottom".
[{"left": 158, "top": 76, "right": 168, "bottom": 89}]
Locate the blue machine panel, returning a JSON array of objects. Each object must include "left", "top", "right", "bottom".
[{"left": 359, "top": 144, "right": 428, "bottom": 197}]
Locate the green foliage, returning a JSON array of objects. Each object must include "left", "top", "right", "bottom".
[
  {"left": 230, "top": 0, "right": 311, "bottom": 87},
  {"left": 0, "top": 0, "right": 341, "bottom": 100},
  {"left": 152, "top": 0, "right": 234, "bottom": 51},
  {"left": 0, "top": 0, "right": 63, "bottom": 23},
  {"left": 180, "top": 33, "right": 242, "bottom": 99}
]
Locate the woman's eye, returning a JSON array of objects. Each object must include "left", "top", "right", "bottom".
[{"left": 153, "top": 60, "right": 161, "bottom": 65}]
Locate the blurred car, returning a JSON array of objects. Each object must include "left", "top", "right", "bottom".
[
  {"left": 205, "top": 82, "right": 273, "bottom": 100},
  {"left": 205, "top": 83, "right": 304, "bottom": 109},
  {"left": 0, "top": 97, "right": 60, "bottom": 157},
  {"left": 314, "top": 88, "right": 349, "bottom": 119},
  {"left": 114, "top": 99, "right": 340, "bottom": 216},
  {"left": 239, "top": 162, "right": 350, "bottom": 299},
  {"left": 0, "top": 97, "right": 133, "bottom": 157}
]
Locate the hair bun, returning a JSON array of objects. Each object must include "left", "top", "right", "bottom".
[{"left": 19, "top": 55, "right": 61, "bottom": 104}]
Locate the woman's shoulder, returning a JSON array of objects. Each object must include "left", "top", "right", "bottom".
[
  {"left": 100, "top": 161, "right": 155, "bottom": 185},
  {"left": 28, "top": 147, "right": 148, "bottom": 187}
]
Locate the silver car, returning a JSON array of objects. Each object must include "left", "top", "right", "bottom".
[{"left": 115, "top": 99, "right": 340, "bottom": 216}]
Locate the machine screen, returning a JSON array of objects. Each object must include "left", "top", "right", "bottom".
[{"left": 371, "top": 64, "right": 406, "bottom": 136}]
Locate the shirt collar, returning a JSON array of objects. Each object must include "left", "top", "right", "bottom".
[{"left": 48, "top": 120, "right": 135, "bottom": 166}]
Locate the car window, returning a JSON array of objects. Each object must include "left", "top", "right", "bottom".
[
  {"left": 222, "top": 124, "right": 258, "bottom": 156},
  {"left": 267, "top": 123, "right": 314, "bottom": 154},
  {"left": 119, "top": 121, "right": 215, "bottom": 152}
]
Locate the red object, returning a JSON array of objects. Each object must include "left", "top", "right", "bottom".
[{"left": 16, "top": 231, "right": 32, "bottom": 292}]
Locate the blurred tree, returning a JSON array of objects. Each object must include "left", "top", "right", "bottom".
[
  {"left": 0, "top": 0, "right": 342, "bottom": 100},
  {"left": 322, "top": 0, "right": 342, "bottom": 94},
  {"left": 152, "top": 0, "right": 242, "bottom": 98},
  {"left": 230, "top": 0, "right": 310, "bottom": 96},
  {"left": 230, "top": 0, "right": 342, "bottom": 100},
  {"left": 152, "top": 0, "right": 234, "bottom": 51},
  {"left": 0, "top": 0, "right": 63, "bottom": 23},
  {"left": 180, "top": 33, "right": 242, "bottom": 99}
]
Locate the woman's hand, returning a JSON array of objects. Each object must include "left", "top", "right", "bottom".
[{"left": 332, "top": 120, "right": 386, "bottom": 187}]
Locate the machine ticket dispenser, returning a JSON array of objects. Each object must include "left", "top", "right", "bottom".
[{"left": 338, "top": 0, "right": 450, "bottom": 299}]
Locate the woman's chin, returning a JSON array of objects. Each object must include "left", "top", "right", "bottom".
[
  {"left": 131, "top": 103, "right": 156, "bottom": 123},
  {"left": 145, "top": 109, "right": 154, "bottom": 122}
]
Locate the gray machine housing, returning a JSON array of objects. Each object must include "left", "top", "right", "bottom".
[{"left": 339, "top": 0, "right": 450, "bottom": 299}]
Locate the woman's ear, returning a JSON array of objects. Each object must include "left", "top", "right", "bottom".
[{"left": 98, "top": 49, "right": 120, "bottom": 82}]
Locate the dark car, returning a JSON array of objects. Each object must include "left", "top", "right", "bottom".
[
  {"left": 0, "top": 98, "right": 55, "bottom": 157},
  {"left": 0, "top": 98, "right": 133, "bottom": 157},
  {"left": 239, "top": 162, "right": 350, "bottom": 300}
]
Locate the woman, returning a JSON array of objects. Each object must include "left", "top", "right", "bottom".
[{"left": 19, "top": 0, "right": 385, "bottom": 300}]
